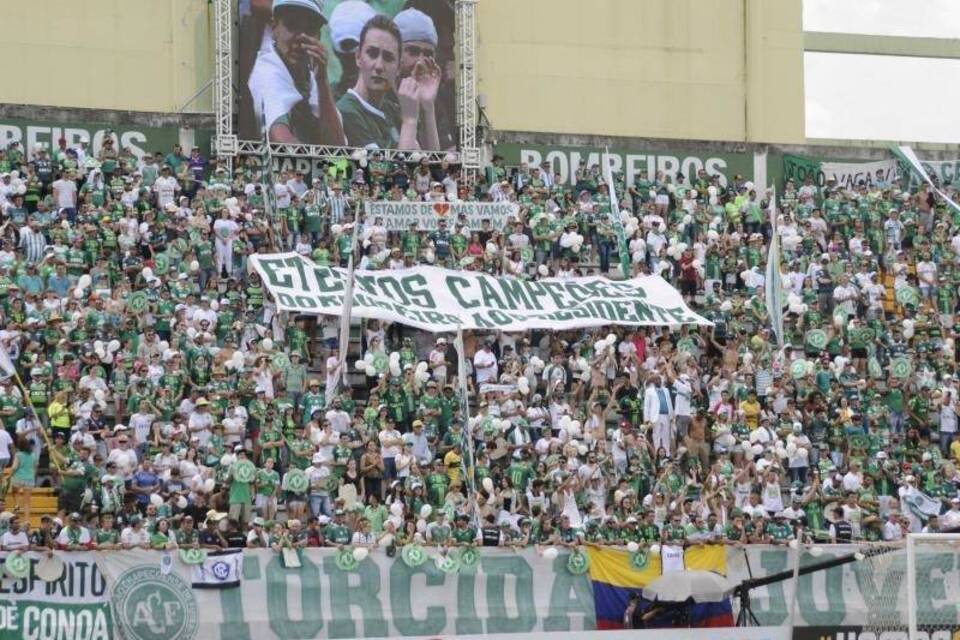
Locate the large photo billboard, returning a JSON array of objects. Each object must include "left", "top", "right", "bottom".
[{"left": 238, "top": 0, "right": 457, "bottom": 151}]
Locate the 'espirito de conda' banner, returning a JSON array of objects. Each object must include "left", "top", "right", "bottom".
[
  {"left": 248, "top": 253, "right": 713, "bottom": 332},
  {"left": 2, "top": 546, "right": 959, "bottom": 640}
]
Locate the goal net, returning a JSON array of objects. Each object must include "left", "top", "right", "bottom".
[{"left": 854, "top": 534, "right": 960, "bottom": 640}]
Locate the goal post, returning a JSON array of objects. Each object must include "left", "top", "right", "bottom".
[{"left": 906, "top": 533, "right": 960, "bottom": 640}]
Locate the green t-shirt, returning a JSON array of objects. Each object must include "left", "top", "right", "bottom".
[{"left": 336, "top": 90, "right": 400, "bottom": 149}]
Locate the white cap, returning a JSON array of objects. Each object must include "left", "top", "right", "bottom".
[
  {"left": 394, "top": 8, "right": 438, "bottom": 47},
  {"left": 329, "top": 0, "right": 376, "bottom": 53},
  {"left": 272, "top": 0, "right": 323, "bottom": 15}
]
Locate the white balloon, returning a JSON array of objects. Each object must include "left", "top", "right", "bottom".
[
  {"left": 176, "top": 496, "right": 188, "bottom": 510},
  {"left": 203, "top": 478, "right": 216, "bottom": 493},
  {"left": 77, "top": 274, "right": 92, "bottom": 289},
  {"left": 542, "top": 547, "right": 559, "bottom": 560},
  {"left": 482, "top": 477, "right": 494, "bottom": 493},
  {"left": 649, "top": 544, "right": 661, "bottom": 555},
  {"left": 190, "top": 260, "right": 200, "bottom": 272},
  {"left": 626, "top": 541, "right": 640, "bottom": 553},
  {"left": 352, "top": 547, "right": 370, "bottom": 562},
  {"left": 150, "top": 493, "right": 163, "bottom": 507},
  {"left": 261, "top": 338, "right": 273, "bottom": 351},
  {"left": 809, "top": 546, "right": 824, "bottom": 557},
  {"left": 420, "top": 504, "right": 433, "bottom": 519},
  {"left": 365, "top": 365, "right": 377, "bottom": 377}
]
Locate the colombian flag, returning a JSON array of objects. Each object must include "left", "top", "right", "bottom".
[{"left": 585, "top": 545, "right": 732, "bottom": 630}]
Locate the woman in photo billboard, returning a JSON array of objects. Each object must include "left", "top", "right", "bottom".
[
  {"left": 336, "top": 14, "right": 441, "bottom": 151},
  {"left": 248, "top": 0, "right": 346, "bottom": 145}
]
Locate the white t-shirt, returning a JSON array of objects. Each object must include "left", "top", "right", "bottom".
[
  {"left": 154, "top": 176, "right": 179, "bottom": 208},
  {"left": 0, "top": 530, "right": 29, "bottom": 550},
  {"left": 249, "top": 43, "right": 320, "bottom": 135},
  {"left": 52, "top": 178, "right": 77, "bottom": 208},
  {"left": 378, "top": 429, "right": 402, "bottom": 458},
  {"left": 213, "top": 218, "right": 240, "bottom": 243},
  {"left": 473, "top": 349, "right": 498, "bottom": 384},
  {"left": 121, "top": 527, "right": 150, "bottom": 547},
  {"left": 56, "top": 526, "right": 92, "bottom": 546},
  {"left": 0, "top": 428, "right": 13, "bottom": 462}
]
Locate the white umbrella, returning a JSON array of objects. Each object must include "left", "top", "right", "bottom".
[{"left": 641, "top": 570, "right": 732, "bottom": 603}]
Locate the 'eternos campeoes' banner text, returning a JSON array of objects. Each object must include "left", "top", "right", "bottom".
[
  {"left": 365, "top": 201, "right": 520, "bottom": 232},
  {"left": 249, "top": 253, "right": 712, "bottom": 332}
]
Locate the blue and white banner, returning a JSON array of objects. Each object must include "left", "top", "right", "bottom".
[{"left": 191, "top": 549, "right": 242, "bottom": 589}]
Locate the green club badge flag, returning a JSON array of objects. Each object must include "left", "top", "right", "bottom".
[
  {"left": 805, "top": 329, "right": 828, "bottom": 350},
  {"left": 566, "top": 549, "right": 590, "bottom": 575},
  {"left": 630, "top": 550, "right": 649, "bottom": 570},
  {"left": 250, "top": 253, "right": 713, "bottom": 333},
  {"left": 890, "top": 358, "right": 912, "bottom": 379},
  {"left": 457, "top": 546, "right": 480, "bottom": 569},
  {"left": 790, "top": 359, "right": 808, "bottom": 380},
  {"left": 283, "top": 468, "right": 309, "bottom": 494},
  {"left": 868, "top": 357, "right": 883, "bottom": 379},
  {"left": 179, "top": 548, "right": 208, "bottom": 565},
  {"left": 895, "top": 286, "right": 919, "bottom": 307},
  {"left": 271, "top": 352, "right": 290, "bottom": 370},
  {"left": 335, "top": 548, "right": 359, "bottom": 572},
  {"left": 401, "top": 544, "right": 427, "bottom": 568},
  {"left": 232, "top": 459, "right": 256, "bottom": 483},
  {"left": 848, "top": 434, "right": 869, "bottom": 450},
  {"left": 373, "top": 353, "right": 389, "bottom": 374},
  {"left": 435, "top": 553, "right": 460, "bottom": 574},
  {"left": 4, "top": 553, "right": 30, "bottom": 579},
  {"left": 127, "top": 291, "right": 149, "bottom": 314}
]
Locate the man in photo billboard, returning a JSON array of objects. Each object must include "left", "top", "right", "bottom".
[{"left": 248, "top": 0, "right": 346, "bottom": 145}]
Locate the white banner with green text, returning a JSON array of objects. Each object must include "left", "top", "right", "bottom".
[
  {"left": 2, "top": 547, "right": 959, "bottom": 639},
  {"left": 249, "top": 253, "right": 712, "bottom": 332},
  {"left": 364, "top": 201, "right": 521, "bottom": 232}
]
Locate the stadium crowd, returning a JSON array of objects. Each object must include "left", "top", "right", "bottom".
[{"left": 0, "top": 132, "right": 959, "bottom": 557}]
